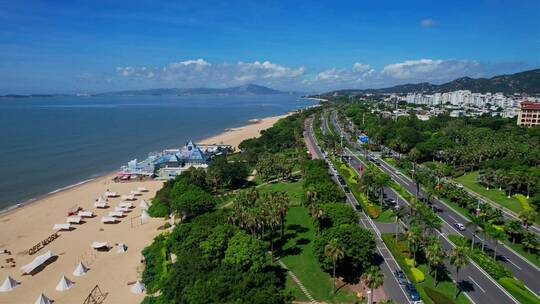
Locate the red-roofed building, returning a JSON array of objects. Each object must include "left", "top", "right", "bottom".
[{"left": 517, "top": 101, "right": 540, "bottom": 127}]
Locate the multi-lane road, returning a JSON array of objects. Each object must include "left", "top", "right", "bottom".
[{"left": 328, "top": 110, "right": 540, "bottom": 299}]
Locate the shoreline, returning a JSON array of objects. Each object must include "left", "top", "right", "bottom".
[
  {"left": 0, "top": 111, "right": 291, "bottom": 304},
  {"left": 0, "top": 112, "right": 291, "bottom": 216}
]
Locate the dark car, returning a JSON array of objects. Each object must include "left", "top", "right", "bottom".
[
  {"left": 405, "top": 283, "right": 421, "bottom": 301},
  {"left": 343, "top": 185, "right": 350, "bottom": 193},
  {"left": 374, "top": 160, "right": 381, "bottom": 166},
  {"left": 383, "top": 198, "right": 396, "bottom": 206},
  {"left": 394, "top": 270, "right": 407, "bottom": 285}
]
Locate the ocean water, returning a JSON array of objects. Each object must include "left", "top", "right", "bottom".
[{"left": 0, "top": 94, "right": 315, "bottom": 209}]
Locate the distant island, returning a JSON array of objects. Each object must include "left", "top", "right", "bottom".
[
  {"left": 0, "top": 84, "right": 299, "bottom": 98},
  {"left": 317, "top": 68, "right": 540, "bottom": 96}
]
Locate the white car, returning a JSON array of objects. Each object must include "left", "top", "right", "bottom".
[{"left": 454, "top": 222, "right": 466, "bottom": 231}]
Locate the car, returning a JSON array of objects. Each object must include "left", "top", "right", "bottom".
[
  {"left": 394, "top": 270, "right": 407, "bottom": 285},
  {"left": 383, "top": 198, "right": 396, "bottom": 206},
  {"left": 374, "top": 160, "right": 381, "bottom": 166},
  {"left": 354, "top": 204, "right": 362, "bottom": 211},
  {"left": 405, "top": 283, "right": 421, "bottom": 301},
  {"left": 454, "top": 222, "right": 466, "bottom": 231},
  {"left": 343, "top": 185, "right": 350, "bottom": 193}
]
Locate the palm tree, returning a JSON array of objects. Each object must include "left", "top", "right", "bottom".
[
  {"left": 520, "top": 210, "right": 537, "bottom": 230},
  {"left": 522, "top": 232, "right": 539, "bottom": 253},
  {"left": 425, "top": 240, "right": 445, "bottom": 285},
  {"left": 466, "top": 218, "right": 481, "bottom": 250},
  {"left": 449, "top": 246, "right": 469, "bottom": 298},
  {"left": 310, "top": 205, "right": 325, "bottom": 234},
  {"left": 362, "top": 266, "right": 384, "bottom": 304},
  {"left": 523, "top": 172, "right": 537, "bottom": 199},
  {"left": 406, "top": 225, "right": 422, "bottom": 263},
  {"left": 325, "top": 238, "right": 344, "bottom": 294}
]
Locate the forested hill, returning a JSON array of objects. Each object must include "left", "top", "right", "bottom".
[
  {"left": 320, "top": 68, "right": 540, "bottom": 95},
  {"left": 97, "top": 84, "right": 284, "bottom": 96}
]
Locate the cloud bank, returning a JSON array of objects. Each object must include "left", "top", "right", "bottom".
[{"left": 111, "top": 58, "right": 520, "bottom": 91}]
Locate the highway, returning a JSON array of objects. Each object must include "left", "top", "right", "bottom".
[
  {"left": 329, "top": 110, "right": 540, "bottom": 298},
  {"left": 323, "top": 111, "right": 522, "bottom": 304},
  {"left": 304, "top": 115, "right": 412, "bottom": 304}
]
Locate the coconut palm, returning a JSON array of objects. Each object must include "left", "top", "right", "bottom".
[
  {"left": 425, "top": 239, "right": 445, "bottom": 285},
  {"left": 466, "top": 218, "right": 481, "bottom": 250},
  {"left": 519, "top": 210, "right": 537, "bottom": 230},
  {"left": 310, "top": 205, "right": 325, "bottom": 234},
  {"left": 362, "top": 266, "right": 384, "bottom": 304},
  {"left": 325, "top": 238, "right": 345, "bottom": 294},
  {"left": 449, "top": 246, "right": 469, "bottom": 298}
]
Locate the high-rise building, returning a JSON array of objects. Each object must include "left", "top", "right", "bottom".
[{"left": 517, "top": 101, "right": 540, "bottom": 127}]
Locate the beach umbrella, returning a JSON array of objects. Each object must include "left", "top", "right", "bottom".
[
  {"left": 72, "top": 262, "right": 88, "bottom": 277},
  {"left": 117, "top": 243, "right": 128, "bottom": 253},
  {"left": 55, "top": 275, "right": 74, "bottom": 291},
  {"left": 130, "top": 281, "right": 145, "bottom": 294},
  {"left": 0, "top": 276, "right": 19, "bottom": 292},
  {"left": 35, "top": 293, "right": 52, "bottom": 304}
]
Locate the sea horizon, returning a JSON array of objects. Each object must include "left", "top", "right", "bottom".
[{"left": 0, "top": 94, "right": 316, "bottom": 210}]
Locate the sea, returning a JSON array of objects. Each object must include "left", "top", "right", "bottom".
[{"left": 0, "top": 94, "right": 316, "bottom": 210}]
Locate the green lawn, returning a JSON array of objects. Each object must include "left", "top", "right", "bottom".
[
  {"left": 382, "top": 234, "right": 470, "bottom": 304},
  {"left": 258, "top": 179, "right": 304, "bottom": 206},
  {"left": 280, "top": 206, "right": 358, "bottom": 303},
  {"left": 455, "top": 172, "right": 526, "bottom": 214}
]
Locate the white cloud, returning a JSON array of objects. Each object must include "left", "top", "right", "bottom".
[
  {"left": 420, "top": 18, "right": 434, "bottom": 27},
  {"left": 307, "top": 59, "right": 487, "bottom": 90},
  {"left": 116, "top": 59, "right": 305, "bottom": 87}
]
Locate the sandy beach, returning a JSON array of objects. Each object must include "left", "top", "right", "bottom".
[
  {"left": 198, "top": 114, "right": 290, "bottom": 149},
  {"left": 0, "top": 113, "right": 288, "bottom": 304}
]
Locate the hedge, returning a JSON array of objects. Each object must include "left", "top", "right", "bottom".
[
  {"left": 515, "top": 194, "right": 532, "bottom": 211},
  {"left": 405, "top": 258, "right": 415, "bottom": 268},
  {"left": 424, "top": 287, "right": 457, "bottom": 304},
  {"left": 366, "top": 204, "right": 380, "bottom": 219},
  {"left": 411, "top": 267, "right": 425, "bottom": 283},
  {"left": 499, "top": 277, "right": 540, "bottom": 304}
]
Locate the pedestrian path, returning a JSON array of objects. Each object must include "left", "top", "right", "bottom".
[{"left": 277, "top": 260, "right": 319, "bottom": 304}]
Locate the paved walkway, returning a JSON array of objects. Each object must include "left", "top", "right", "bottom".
[{"left": 278, "top": 260, "right": 319, "bottom": 304}]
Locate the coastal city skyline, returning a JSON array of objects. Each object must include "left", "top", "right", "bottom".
[{"left": 1, "top": 0, "right": 539, "bottom": 93}]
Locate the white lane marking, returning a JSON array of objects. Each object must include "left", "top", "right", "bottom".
[
  {"left": 447, "top": 214, "right": 458, "bottom": 223},
  {"left": 468, "top": 276, "right": 486, "bottom": 293},
  {"left": 505, "top": 258, "right": 522, "bottom": 270}
]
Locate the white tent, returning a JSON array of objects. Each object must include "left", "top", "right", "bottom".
[
  {"left": 141, "top": 210, "right": 150, "bottom": 221},
  {"left": 108, "top": 211, "right": 123, "bottom": 217},
  {"left": 118, "top": 201, "right": 133, "bottom": 208},
  {"left": 101, "top": 216, "right": 117, "bottom": 223},
  {"left": 94, "top": 201, "right": 107, "bottom": 208},
  {"left": 130, "top": 190, "right": 141, "bottom": 196},
  {"left": 21, "top": 250, "right": 56, "bottom": 274},
  {"left": 139, "top": 200, "right": 149, "bottom": 210},
  {"left": 72, "top": 262, "right": 88, "bottom": 277},
  {"left": 0, "top": 276, "right": 19, "bottom": 292},
  {"left": 96, "top": 196, "right": 108, "bottom": 204},
  {"left": 137, "top": 186, "right": 148, "bottom": 192},
  {"left": 66, "top": 216, "right": 82, "bottom": 224},
  {"left": 115, "top": 206, "right": 129, "bottom": 212},
  {"left": 117, "top": 243, "right": 128, "bottom": 253},
  {"left": 35, "top": 293, "right": 52, "bottom": 304},
  {"left": 53, "top": 223, "right": 71, "bottom": 231},
  {"left": 130, "top": 280, "right": 145, "bottom": 294},
  {"left": 121, "top": 194, "right": 135, "bottom": 201},
  {"left": 90, "top": 241, "right": 108, "bottom": 250},
  {"left": 55, "top": 275, "right": 74, "bottom": 291},
  {"left": 78, "top": 210, "right": 94, "bottom": 217},
  {"left": 103, "top": 191, "right": 117, "bottom": 198}
]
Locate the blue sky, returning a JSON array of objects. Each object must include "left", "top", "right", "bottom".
[{"left": 1, "top": 0, "right": 539, "bottom": 93}]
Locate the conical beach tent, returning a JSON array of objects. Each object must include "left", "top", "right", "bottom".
[
  {"left": 141, "top": 210, "right": 150, "bottom": 220},
  {"left": 72, "top": 262, "right": 88, "bottom": 276},
  {"left": 0, "top": 276, "right": 19, "bottom": 292},
  {"left": 55, "top": 275, "right": 74, "bottom": 291},
  {"left": 35, "top": 293, "right": 52, "bottom": 304},
  {"left": 117, "top": 243, "right": 128, "bottom": 253},
  {"left": 130, "top": 280, "right": 145, "bottom": 294},
  {"left": 139, "top": 200, "right": 149, "bottom": 210}
]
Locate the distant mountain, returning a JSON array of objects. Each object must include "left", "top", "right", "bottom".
[
  {"left": 98, "top": 84, "right": 284, "bottom": 96},
  {"left": 320, "top": 68, "right": 540, "bottom": 96}
]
